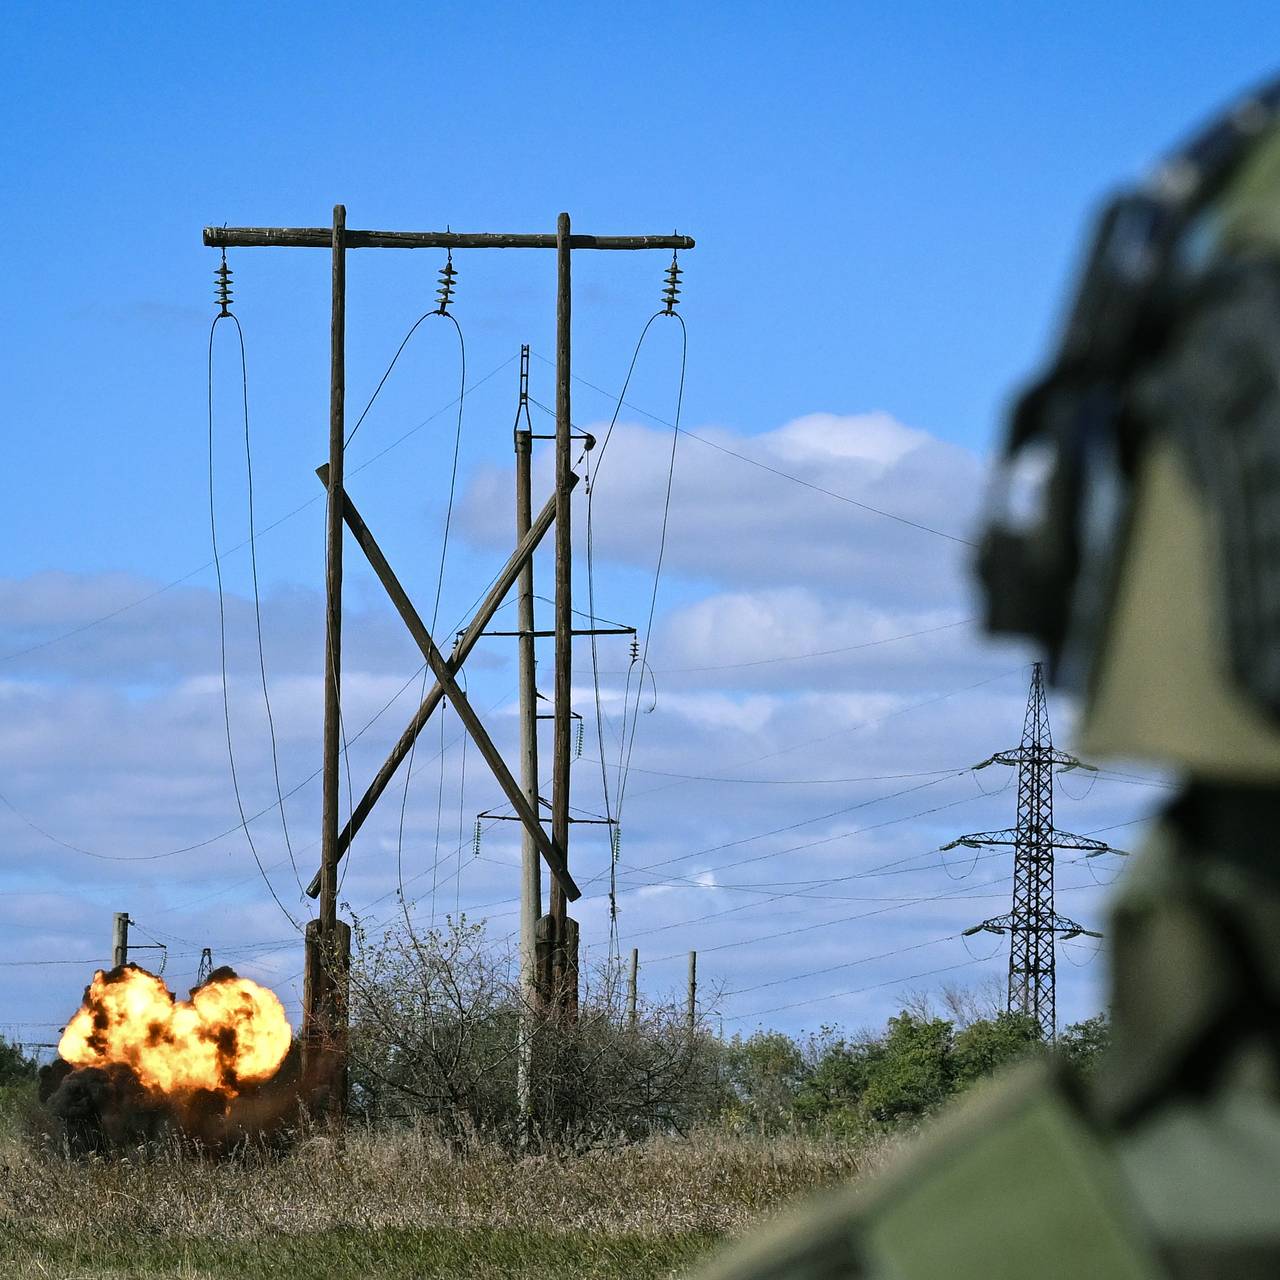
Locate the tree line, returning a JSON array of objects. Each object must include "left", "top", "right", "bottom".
[{"left": 1, "top": 922, "right": 1109, "bottom": 1150}]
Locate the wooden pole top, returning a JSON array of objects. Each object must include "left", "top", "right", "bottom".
[{"left": 203, "top": 226, "right": 695, "bottom": 251}]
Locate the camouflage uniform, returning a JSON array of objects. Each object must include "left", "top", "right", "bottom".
[{"left": 698, "top": 82, "right": 1280, "bottom": 1279}]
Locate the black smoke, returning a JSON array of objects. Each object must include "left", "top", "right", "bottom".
[{"left": 40, "top": 965, "right": 302, "bottom": 1155}]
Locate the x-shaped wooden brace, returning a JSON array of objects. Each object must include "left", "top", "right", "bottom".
[{"left": 305, "top": 465, "right": 580, "bottom": 903}]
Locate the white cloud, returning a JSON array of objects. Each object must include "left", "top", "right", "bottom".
[{"left": 0, "top": 409, "right": 1157, "bottom": 1046}]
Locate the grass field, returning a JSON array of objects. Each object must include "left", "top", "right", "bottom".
[{"left": 0, "top": 1089, "right": 892, "bottom": 1279}]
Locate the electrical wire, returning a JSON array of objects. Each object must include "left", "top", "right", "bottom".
[
  {"left": 394, "top": 309, "right": 466, "bottom": 930},
  {"left": 530, "top": 351, "right": 977, "bottom": 548},
  {"left": 723, "top": 932, "right": 960, "bottom": 998},
  {"left": 591, "top": 666, "right": 1031, "bottom": 814},
  {"left": 615, "top": 313, "right": 686, "bottom": 821},
  {"left": 0, "top": 355, "right": 516, "bottom": 668},
  {"left": 585, "top": 770, "right": 967, "bottom": 886},
  {"left": 583, "top": 429, "right": 619, "bottom": 951},
  {"left": 633, "top": 618, "right": 975, "bottom": 675},
  {"left": 233, "top": 311, "right": 304, "bottom": 894},
  {"left": 208, "top": 308, "right": 300, "bottom": 932},
  {"left": 572, "top": 304, "right": 688, "bottom": 947},
  {"left": 563, "top": 306, "right": 681, "bottom": 951},
  {"left": 724, "top": 959, "right": 986, "bottom": 1023}
]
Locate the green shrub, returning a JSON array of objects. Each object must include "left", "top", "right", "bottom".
[{"left": 0, "top": 1033, "right": 36, "bottom": 1085}]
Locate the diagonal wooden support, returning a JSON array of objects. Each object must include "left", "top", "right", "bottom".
[
  {"left": 305, "top": 466, "right": 573, "bottom": 897},
  {"left": 313, "top": 471, "right": 580, "bottom": 903}
]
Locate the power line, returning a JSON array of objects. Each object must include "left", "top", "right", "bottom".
[
  {"left": 586, "top": 666, "right": 1030, "bottom": 811},
  {"left": 575, "top": 761, "right": 970, "bottom": 787},
  {"left": 529, "top": 352, "right": 976, "bottom": 548},
  {"left": 0, "top": 354, "right": 516, "bottom": 667},
  {"left": 724, "top": 932, "right": 959, "bottom": 998},
  {"left": 585, "top": 771, "right": 969, "bottom": 885},
  {"left": 233, "top": 309, "right": 303, "bottom": 896},
  {"left": 208, "top": 302, "right": 300, "bottom": 933},
  {"left": 724, "top": 959, "right": 985, "bottom": 1023},
  {"left": 393, "top": 308, "right": 467, "bottom": 928},
  {"left": 548, "top": 304, "right": 687, "bottom": 946},
  {"left": 646, "top": 865, "right": 1033, "bottom": 965},
  {"left": 637, "top": 618, "right": 974, "bottom": 674}
]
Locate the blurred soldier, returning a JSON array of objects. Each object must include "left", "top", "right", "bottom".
[{"left": 699, "top": 76, "right": 1280, "bottom": 1279}]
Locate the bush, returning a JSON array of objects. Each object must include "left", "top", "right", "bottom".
[
  {"left": 0, "top": 1034, "right": 36, "bottom": 1085},
  {"left": 342, "top": 918, "right": 1110, "bottom": 1148},
  {"left": 793, "top": 1030, "right": 882, "bottom": 1133},
  {"left": 953, "top": 1011, "right": 1043, "bottom": 1087},
  {"left": 346, "top": 916, "right": 723, "bottom": 1149},
  {"left": 721, "top": 1031, "right": 810, "bottom": 1133},
  {"left": 721, "top": 1003, "right": 1111, "bottom": 1134},
  {"left": 1057, "top": 1014, "right": 1111, "bottom": 1078}
]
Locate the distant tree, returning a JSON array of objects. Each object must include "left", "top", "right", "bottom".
[
  {"left": 859, "top": 1014, "right": 955, "bottom": 1124},
  {"left": 1057, "top": 1013, "right": 1111, "bottom": 1078},
  {"left": 793, "top": 1028, "right": 882, "bottom": 1128},
  {"left": 0, "top": 1035, "right": 36, "bottom": 1085},
  {"left": 708, "top": 990, "right": 1114, "bottom": 1137},
  {"left": 952, "top": 1011, "right": 1043, "bottom": 1087},
  {"left": 722, "top": 1030, "right": 809, "bottom": 1132}
]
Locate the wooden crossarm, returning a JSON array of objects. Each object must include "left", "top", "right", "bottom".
[{"left": 310, "top": 474, "right": 580, "bottom": 903}]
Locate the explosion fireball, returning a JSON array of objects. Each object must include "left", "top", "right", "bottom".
[{"left": 57, "top": 965, "right": 292, "bottom": 1096}]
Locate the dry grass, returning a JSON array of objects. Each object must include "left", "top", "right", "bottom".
[{"left": 0, "top": 1100, "right": 896, "bottom": 1279}]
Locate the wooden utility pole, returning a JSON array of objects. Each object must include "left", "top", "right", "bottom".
[
  {"left": 515, "top": 348, "right": 540, "bottom": 1130},
  {"left": 687, "top": 950, "right": 698, "bottom": 1031},
  {"left": 628, "top": 947, "right": 639, "bottom": 1030},
  {"left": 320, "top": 202, "right": 346, "bottom": 939},
  {"left": 202, "top": 212, "right": 693, "bottom": 1118},
  {"left": 549, "top": 211, "right": 578, "bottom": 1019},
  {"left": 111, "top": 913, "right": 129, "bottom": 969},
  {"left": 302, "top": 203, "right": 352, "bottom": 1114}
]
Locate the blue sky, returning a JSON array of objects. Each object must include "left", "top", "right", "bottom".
[{"left": 1, "top": 5, "right": 1274, "bottom": 1047}]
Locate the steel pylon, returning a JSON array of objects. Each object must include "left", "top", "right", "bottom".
[{"left": 942, "top": 663, "right": 1114, "bottom": 1038}]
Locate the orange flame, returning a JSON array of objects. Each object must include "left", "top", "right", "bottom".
[{"left": 58, "top": 966, "right": 291, "bottom": 1095}]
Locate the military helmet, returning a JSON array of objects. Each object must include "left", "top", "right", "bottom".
[{"left": 978, "top": 77, "right": 1280, "bottom": 776}]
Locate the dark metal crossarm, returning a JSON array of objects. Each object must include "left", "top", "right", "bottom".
[
  {"left": 963, "top": 913, "right": 1103, "bottom": 941},
  {"left": 942, "top": 826, "right": 1118, "bottom": 856}
]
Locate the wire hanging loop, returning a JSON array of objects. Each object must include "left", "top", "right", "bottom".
[
  {"left": 435, "top": 248, "right": 458, "bottom": 315},
  {"left": 215, "top": 249, "right": 234, "bottom": 317},
  {"left": 661, "top": 246, "right": 682, "bottom": 315}
]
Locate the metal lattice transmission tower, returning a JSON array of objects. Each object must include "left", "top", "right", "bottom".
[{"left": 942, "top": 663, "right": 1114, "bottom": 1038}]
